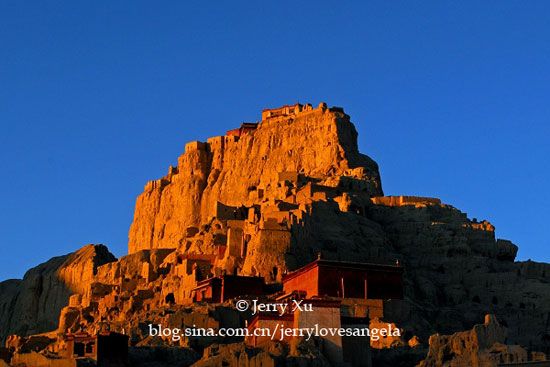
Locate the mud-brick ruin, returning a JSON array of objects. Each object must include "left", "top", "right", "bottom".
[{"left": 1, "top": 103, "right": 549, "bottom": 367}]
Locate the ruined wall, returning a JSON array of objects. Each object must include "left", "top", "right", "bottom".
[
  {"left": 371, "top": 196, "right": 441, "bottom": 207},
  {"left": 241, "top": 228, "right": 291, "bottom": 281},
  {"left": 419, "top": 315, "right": 529, "bottom": 367}
]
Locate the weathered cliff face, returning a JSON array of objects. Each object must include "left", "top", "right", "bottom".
[
  {"left": 0, "top": 245, "right": 115, "bottom": 342},
  {"left": 419, "top": 314, "right": 530, "bottom": 367},
  {"left": 128, "top": 103, "right": 382, "bottom": 253},
  {"left": 122, "top": 103, "right": 549, "bottom": 358},
  {"left": 365, "top": 202, "right": 550, "bottom": 355},
  {"left": 2, "top": 102, "right": 550, "bottom": 366},
  {"left": 0, "top": 280, "right": 20, "bottom": 341}
]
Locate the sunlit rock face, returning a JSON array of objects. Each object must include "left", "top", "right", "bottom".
[
  {"left": 1, "top": 103, "right": 549, "bottom": 366},
  {"left": 0, "top": 244, "right": 115, "bottom": 342},
  {"left": 128, "top": 103, "right": 382, "bottom": 254}
]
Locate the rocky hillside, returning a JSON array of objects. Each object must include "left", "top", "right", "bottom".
[
  {"left": 0, "top": 245, "right": 115, "bottom": 342},
  {"left": 1, "top": 102, "right": 549, "bottom": 366}
]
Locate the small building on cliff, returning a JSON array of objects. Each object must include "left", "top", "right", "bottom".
[
  {"left": 64, "top": 331, "right": 128, "bottom": 365},
  {"left": 282, "top": 258, "right": 403, "bottom": 300}
]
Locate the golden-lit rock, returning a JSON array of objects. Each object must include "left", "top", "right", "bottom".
[
  {"left": 0, "top": 245, "right": 115, "bottom": 342},
  {"left": 2, "top": 103, "right": 550, "bottom": 366},
  {"left": 128, "top": 103, "right": 382, "bottom": 253}
]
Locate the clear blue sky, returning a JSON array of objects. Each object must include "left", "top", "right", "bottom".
[{"left": 1, "top": 1, "right": 549, "bottom": 280}]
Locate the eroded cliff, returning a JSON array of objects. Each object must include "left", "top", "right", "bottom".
[
  {"left": 0, "top": 245, "right": 115, "bottom": 342},
  {"left": 1, "top": 103, "right": 549, "bottom": 367},
  {"left": 128, "top": 103, "right": 382, "bottom": 253}
]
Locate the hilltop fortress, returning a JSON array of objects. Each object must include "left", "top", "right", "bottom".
[
  {"left": 1, "top": 103, "right": 549, "bottom": 367},
  {"left": 128, "top": 102, "right": 391, "bottom": 285},
  {"left": 129, "top": 102, "right": 381, "bottom": 253}
]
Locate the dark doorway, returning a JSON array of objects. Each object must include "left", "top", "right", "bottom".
[
  {"left": 165, "top": 293, "right": 175, "bottom": 304},
  {"left": 74, "top": 342, "right": 85, "bottom": 357}
]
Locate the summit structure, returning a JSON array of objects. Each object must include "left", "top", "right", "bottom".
[{"left": 129, "top": 102, "right": 381, "bottom": 252}]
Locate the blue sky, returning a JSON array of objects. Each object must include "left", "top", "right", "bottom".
[{"left": 1, "top": 1, "right": 549, "bottom": 280}]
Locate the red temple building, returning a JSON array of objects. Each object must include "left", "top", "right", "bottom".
[{"left": 282, "top": 258, "right": 403, "bottom": 300}]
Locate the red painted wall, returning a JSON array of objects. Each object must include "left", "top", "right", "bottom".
[
  {"left": 283, "top": 266, "right": 319, "bottom": 297},
  {"left": 283, "top": 263, "right": 403, "bottom": 300}
]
